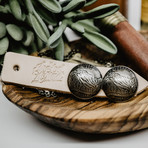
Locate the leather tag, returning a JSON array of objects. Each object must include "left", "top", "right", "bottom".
[{"left": 1, "top": 52, "right": 148, "bottom": 97}]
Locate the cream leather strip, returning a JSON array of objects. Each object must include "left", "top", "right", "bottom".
[{"left": 1, "top": 52, "right": 148, "bottom": 97}]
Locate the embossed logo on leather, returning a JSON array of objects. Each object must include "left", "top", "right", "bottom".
[{"left": 32, "top": 61, "right": 65, "bottom": 83}]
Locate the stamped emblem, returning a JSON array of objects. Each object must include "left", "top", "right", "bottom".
[{"left": 32, "top": 61, "right": 65, "bottom": 83}]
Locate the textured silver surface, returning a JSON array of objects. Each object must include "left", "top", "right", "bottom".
[
  {"left": 68, "top": 64, "right": 102, "bottom": 100},
  {"left": 103, "top": 66, "right": 138, "bottom": 102}
]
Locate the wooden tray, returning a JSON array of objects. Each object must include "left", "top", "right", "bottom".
[
  {"left": 2, "top": 84, "right": 148, "bottom": 134},
  {"left": 2, "top": 32, "right": 148, "bottom": 134}
]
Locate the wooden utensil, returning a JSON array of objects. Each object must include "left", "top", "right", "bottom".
[{"left": 96, "top": 12, "right": 148, "bottom": 81}]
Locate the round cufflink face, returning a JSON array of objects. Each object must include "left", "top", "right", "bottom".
[
  {"left": 67, "top": 64, "right": 102, "bottom": 100},
  {"left": 103, "top": 66, "right": 138, "bottom": 102}
]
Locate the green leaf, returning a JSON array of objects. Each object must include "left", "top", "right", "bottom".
[
  {"left": 17, "top": 0, "right": 25, "bottom": 6},
  {"left": 69, "top": 18, "right": 100, "bottom": 34},
  {"left": 11, "top": 45, "right": 29, "bottom": 55},
  {"left": 0, "top": 5, "right": 11, "bottom": 13},
  {"left": 63, "top": 0, "right": 86, "bottom": 13},
  {"left": 73, "top": 3, "right": 120, "bottom": 21},
  {"left": 25, "top": 15, "right": 32, "bottom": 27},
  {"left": 37, "top": 10, "right": 57, "bottom": 26},
  {"left": 9, "top": 0, "right": 22, "bottom": 20},
  {"left": 29, "top": 12, "right": 50, "bottom": 42},
  {"left": 0, "top": 22, "right": 6, "bottom": 38},
  {"left": 71, "top": 23, "right": 85, "bottom": 33},
  {"left": 85, "top": 0, "right": 98, "bottom": 7},
  {"left": 33, "top": 10, "right": 50, "bottom": 37},
  {"left": 32, "top": 1, "right": 57, "bottom": 26},
  {"left": 74, "top": 19, "right": 100, "bottom": 33},
  {"left": 47, "top": 21, "right": 67, "bottom": 48},
  {"left": 26, "top": 0, "right": 50, "bottom": 40},
  {"left": 36, "top": 36, "right": 44, "bottom": 50},
  {"left": 29, "top": 42, "right": 38, "bottom": 54},
  {"left": 0, "top": 37, "right": 9, "bottom": 55},
  {"left": 38, "top": 0, "right": 62, "bottom": 13},
  {"left": 54, "top": 37, "right": 64, "bottom": 61},
  {"left": 6, "top": 24, "right": 23, "bottom": 41},
  {"left": 25, "top": 0, "right": 34, "bottom": 13},
  {"left": 23, "top": 31, "right": 34, "bottom": 46},
  {"left": 60, "top": 0, "right": 71, "bottom": 7},
  {"left": 83, "top": 30, "right": 117, "bottom": 54},
  {"left": 64, "top": 11, "right": 78, "bottom": 18}
]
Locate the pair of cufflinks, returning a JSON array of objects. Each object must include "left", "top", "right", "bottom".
[{"left": 67, "top": 64, "right": 138, "bottom": 102}]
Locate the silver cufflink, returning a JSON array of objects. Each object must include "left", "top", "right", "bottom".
[
  {"left": 103, "top": 66, "right": 138, "bottom": 102},
  {"left": 67, "top": 64, "right": 138, "bottom": 102},
  {"left": 67, "top": 63, "right": 102, "bottom": 100}
]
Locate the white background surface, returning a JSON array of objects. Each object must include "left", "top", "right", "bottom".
[
  {"left": 127, "top": 0, "right": 142, "bottom": 30},
  {"left": 1, "top": 83, "right": 148, "bottom": 148},
  {"left": 0, "top": 0, "right": 147, "bottom": 147}
]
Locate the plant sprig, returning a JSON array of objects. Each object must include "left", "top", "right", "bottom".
[{"left": 0, "top": 0, "right": 119, "bottom": 63}]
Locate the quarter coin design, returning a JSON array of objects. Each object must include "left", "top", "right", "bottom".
[
  {"left": 103, "top": 66, "right": 138, "bottom": 102},
  {"left": 67, "top": 64, "right": 102, "bottom": 100}
]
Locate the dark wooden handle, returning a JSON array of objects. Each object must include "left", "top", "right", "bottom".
[{"left": 110, "top": 21, "right": 148, "bottom": 80}]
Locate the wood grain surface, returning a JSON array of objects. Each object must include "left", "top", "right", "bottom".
[
  {"left": 2, "top": 31, "right": 148, "bottom": 134},
  {"left": 2, "top": 84, "right": 148, "bottom": 134}
]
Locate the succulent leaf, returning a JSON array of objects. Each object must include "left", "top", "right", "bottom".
[
  {"left": 64, "top": 11, "right": 78, "bottom": 19},
  {"left": 32, "top": 1, "right": 57, "bottom": 26},
  {"left": 23, "top": 31, "right": 34, "bottom": 46},
  {"left": 0, "top": 37, "right": 9, "bottom": 55},
  {"left": 60, "top": 0, "right": 71, "bottom": 7},
  {"left": 29, "top": 42, "right": 38, "bottom": 54},
  {"left": 38, "top": 0, "right": 62, "bottom": 13},
  {"left": 25, "top": 0, "right": 34, "bottom": 13},
  {"left": 6, "top": 24, "right": 23, "bottom": 41},
  {"left": 33, "top": 10, "right": 50, "bottom": 37},
  {"left": 54, "top": 37, "right": 64, "bottom": 61},
  {"left": 0, "top": 0, "right": 119, "bottom": 62},
  {"left": 83, "top": 30, "right": 117, "bottom": 54},
  {"left": 47, "top": 21, "right": 67, "bottom": 48},
  {"left": 11, "top": 45, "right": 29, "bottom": 55},
  {"left": 85, "top": 0, "right": 98, "bottom": 7},
  {"left": 0, "top": 22, "right": 6, "bottom": 38},
  {"left": 74, "top": 19, "right": 100, "bottom": 32},
  {"left": 63, "top": 0, "right": 86, "bottom": 14},
  {"left": 9, "top": 0, "right": 22, "bottom": 20},
  {"left": 26, "top": 0, "right": 51, "bottom": 36},
  {"left": 29, "top": 12, "right": 50, "bottom": 42},
  {"left": 71, "top": 23, "right": 85, "bottom": 33},
  {"left": 0, "top": 5, "right": 11, "bottom": 13},
  {"left": 73, "top": 3, "right": 120, "bottom": 21},
  {"left": 36, "top": 37, "right": 44, "bottom": 50}
]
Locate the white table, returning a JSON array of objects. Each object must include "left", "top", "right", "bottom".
[{"left": 1, "top": 82, "right": 148, "bottom": 148}]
